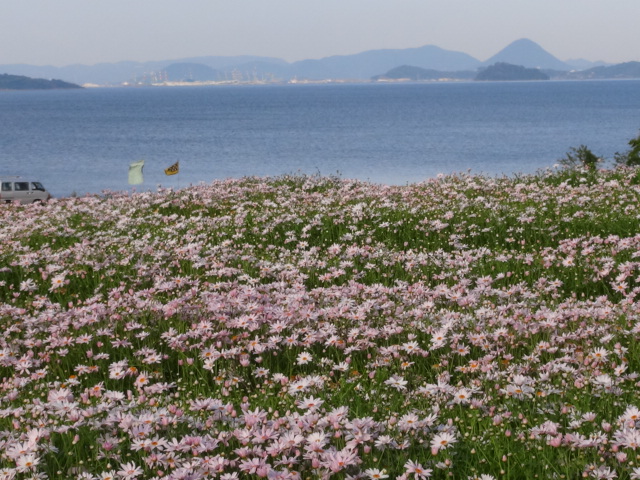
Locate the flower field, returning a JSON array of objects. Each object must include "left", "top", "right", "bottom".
[{"left": 2, "top": 167, "right": 640, "bottom": 479}]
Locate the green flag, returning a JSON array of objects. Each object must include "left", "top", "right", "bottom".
[{"left": 128, "top": 159, "right": 145, "bottom": 185}]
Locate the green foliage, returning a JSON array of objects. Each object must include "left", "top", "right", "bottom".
[
  {"left": 558, "top": 144, "right": 601, "bottom": 170},
  {"left": 614, "top": 130, "right": 640, "bottom": 166}
]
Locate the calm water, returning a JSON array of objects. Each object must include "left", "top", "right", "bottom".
[{"left": 1, "top": 80, "right": 639, "bottom": 198}]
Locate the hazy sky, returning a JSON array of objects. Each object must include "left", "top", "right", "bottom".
[{"left": 2, "top": 0, "right": 639, "bottom": 66}]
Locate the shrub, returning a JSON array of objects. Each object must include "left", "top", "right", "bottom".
[
  {"left": 614, "top": 131, "right": 640, "bottom": 166},
  {"left": 558, "top": 144, "right": 601, "bottom": 170}
]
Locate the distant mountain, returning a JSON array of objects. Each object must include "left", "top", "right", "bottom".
[
  {"left": 475, "top": 63, "right": 549, "bottom": 81},
  {"left": 0, "top": 55, "right": 287, "bottom": 86},
  {"left": 289, "top": 45, "right": 480, "bottom": 80},
  {"left": 0, "top": 73, "right": 81, "bottom": 90},
  {"left": 563, "top": 61, "right": 640, "bottom": 80},
  {"left": 0, "top": 45, "right": 481, "bottom": 85},
  {"left": 564, "top": 58, "right": 610, "bottom": 70},
  {"left": 125, "top": 45, "right": 482, "bottom": 84},
  {"left": 482, "top": 38, "right": 571, "bottom": 71},
  {"left": 162, "top": 63, "right": 221, "bottom": 82},
  {"left": 172, "top": 55, "right": 288, "bottom": 70},
  {"left": 0, "top": 39, "right": 634, "bottom": 85},
  {"left": 155, "top": 55, "right": 290, "bottom": 83},
  {"left": 221, "top": 60, "right": 293, "bottom": 83},
  {"left": 372, "top": 65, "right": 475, "bottom": 81}
]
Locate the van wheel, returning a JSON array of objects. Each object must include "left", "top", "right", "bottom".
[{"left": 32, "top": 200, "right": 43, "bottom": 205}]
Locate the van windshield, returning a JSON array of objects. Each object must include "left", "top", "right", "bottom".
[{"left": 32, "top": 182, "right": 45, "bottom": 191}]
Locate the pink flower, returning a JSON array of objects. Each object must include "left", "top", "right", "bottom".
[{"left": 320, "top": 448, "right": 359, "bottom": 473}]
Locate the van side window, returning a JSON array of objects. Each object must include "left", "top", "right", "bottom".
[
  {"left": 32, "top": 182, "right": 45, "bottom": 191},
  {"left": 14, "top": 182, "right": 29, "bottom": 191},
  {"left": 1, "top": 182, "right": 12, "bottom": 192}
]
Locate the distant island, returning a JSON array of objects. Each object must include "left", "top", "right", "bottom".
[
  {"left": 475, "top": 62, "right": 549, "bottom": 81},
  {"left": 371, "top": 62, "right": 550, "bottom": 83},
  {"left": 564, "top": 61, "right": 640, "bottom": 80},
  {"left": 0, "top": 73, "right": 82, "bottom": 90},
  {"left": 371, "top": 65, "right": 475, "bottom": 82}
]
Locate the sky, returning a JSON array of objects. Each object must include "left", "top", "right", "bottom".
[{"left": 2, "top": 0, "right": 639, "bottom": 67}]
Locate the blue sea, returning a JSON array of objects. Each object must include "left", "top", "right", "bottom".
[{"left": 1, "top": 80, "right": 639, "bottom": 198}]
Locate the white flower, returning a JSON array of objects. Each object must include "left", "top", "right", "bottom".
[
  {"left": 118, "top": 461, "right": 143, "bottom": 479},
  {"left": 49, "top": 273, "right": 66, "bottom": 291},
  {"left": 19, "top": 278, "right": 37, "bottom": 292},
  {"left": 298, "top": 395, "right": 324, "bottom": 410},
  {"left": 365, "top": 468, "right": 389, "bottom": 479},
  {"left": 452, "top": 387, "right": 472, "bottom": 404},
  {"left": 134, "top": 371, "right": 150, "bottom": 387},
  {"left": 15, "top": 453, "right": 40, "bottom": 472},
  {"left": 384, "top": 375, "right": 408, "bottom": 391},
  {"left": 430, "top": 431, "right": 457, "bottom": 452},
  {"left": 296, "top": 351, "right": 313, "bottom": 365}
]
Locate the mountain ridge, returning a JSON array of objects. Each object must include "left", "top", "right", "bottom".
[{"left": 0, "top": 39, "right": 627, "bottom": 86}]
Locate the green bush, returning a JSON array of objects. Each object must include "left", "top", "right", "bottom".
[
  {"left": 614, "top": 131, "right": 640, "bottom": 166},
  {"left": 558, "top": 144, "right": 600, "bottom": 170}
]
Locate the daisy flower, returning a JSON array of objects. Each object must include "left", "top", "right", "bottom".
[
  {"left": 430, "top": 431, "right": 457, "bottom": 453},
  {"left": 15, "top": 453, "right": 40, "bottom": 472},
  {"left": 384, "top": 375, "right": 408, "bottom": 391},
  {"left": 134, "top": 371, "right": 151, "bottom": 387},
  {"left": 117, "top": 461, "right": 143, "bottom": 479},
  {"left": 296, "top": 351, "right": 313, "bottom": 365},
  {"left": 365, "top": 468, "right": 389, "bottom": 479},
  {"left": 49, "top": 273, "right": 66, "bottom": 292},
  {"left": 404, "top": 460, "right": 432, "bottom": 479},
  {"left": 298, "top": 395, "right": 324, "bottom": 411}
]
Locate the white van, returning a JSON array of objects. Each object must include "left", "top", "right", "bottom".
[{"left": 0, "top": 176, "right": 52, "bottom": 204}]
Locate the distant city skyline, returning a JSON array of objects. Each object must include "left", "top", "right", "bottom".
[{"left": 1, "top": 0, "right": 639, "bottom": 67}]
